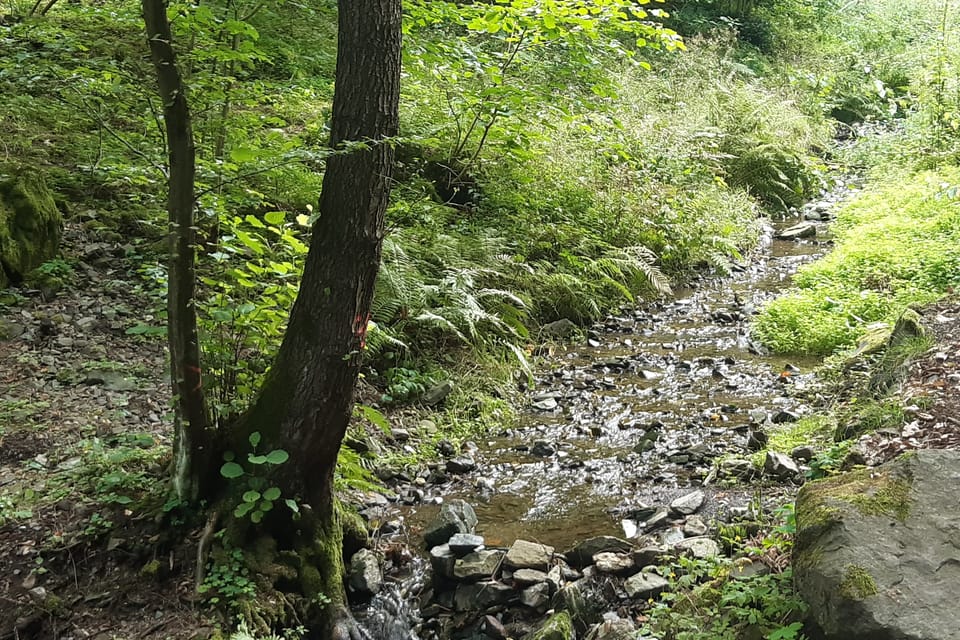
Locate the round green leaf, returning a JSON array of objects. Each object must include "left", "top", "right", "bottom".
[
  {"left": 248, "top": 455, "right": 267, "bottom": 465},
  {"left": 220, "top": 462, "right": 244, "bottom": 479},
  {"left": 248, "top": 432, "right": 262, "bottom": 448},
  {"left": 259, "top": 500, "right": 274, "bottom": 512},
  {"left": 242, "top": 490, "right": 261, "bottom": 503},
  {"left": 234, "top": 502, "right": 254, "bottom": 517},
  {"left": 250, "top": 510, "right": 263, "bottom": 523},
  {"left": 265, "top": 449, "right": 289, "bottom": 464},
  {"left": 263, "top": 487, "right": 281, "bottom": 501},
  {"left": 264, "top": 211, "right": 285, "bottom": 226}
]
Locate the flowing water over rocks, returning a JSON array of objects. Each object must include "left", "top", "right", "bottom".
[{"left": 354, "top": 180, "right": 860, "bottom": 639}]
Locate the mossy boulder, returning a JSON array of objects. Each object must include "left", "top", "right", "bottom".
[
  {"left": 794, "top": 450, "right": 960, "bottom": 640},
  {"left": 524, "top": 611, "right": 575, "bottom": 640},
  {"left": 0, "top": 171, "right": 62, "bottom": 287}
]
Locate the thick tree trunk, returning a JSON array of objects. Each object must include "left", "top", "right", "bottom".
[
  {"left": 143, "top": 0, "right": 214, "bottom": 503},
  {"left": 236, "top": 0, "right": 401, "bottom": 634}
]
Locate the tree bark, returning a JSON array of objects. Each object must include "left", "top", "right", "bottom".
[
  {"left": 235, "top": 0, "right": 401, "bottom": 633},
  {"left": 143, "top": 0, "right": 214, "bottom": 503}
]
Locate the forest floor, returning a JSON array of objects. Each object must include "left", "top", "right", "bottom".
[{"left": 1, "top": 224, "right": 959, "bottom": 639}]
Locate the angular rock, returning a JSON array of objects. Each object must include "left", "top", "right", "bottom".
[
  {"left": 775, "top": 223, "right": 816, "bottom": 240},
  {"left": 454, "top": 549, "right": 505, "bottom": 582},
  {"left": 720, "top": 457, "right": 755, "bottom": 480},
  {"left": 512, "top": 568, "right": 549, "bottom": 585},
  {"left": 592, "top": 552, "right": 634, "bottom": 575},
  {"left": 670, "top": 490, "right": 705, "bottom": 515},
  {"left": 747, "top": 429, "right": 768, "bottom": 451},
  {"left": 541, "top": 318, "right": 580, "bottom": 338},
  {"left": 795, "top": 451, "right": 960, "bottom": 640},
  {"left": 448, "top": 532, "right": 485, "bottom": 556},
  {"left": 763, "top": 451, "right": 800, "bottom": 479},
  {"left": 531, "top": 440, "right": 556, "bottom": 457},
  {"left": 624, "top": 570, "right": 670, "bottom": 599},
  {"left": 791, "top": 445, "right": 815, "bottom": 462},
  {"left": 481, "top": 615, "right": 509, "bottom": 640},
  {"left": 584, "top": 618, "right": 636, "bottom": 640},
  {"left": 446, "top": 455, "right": 477, "bottom": 474},
  {"left": 771, "top": 410, "right": 800, "bottom": 424},
  {"left": 423, "top": 380, "right": 454, "bottom": 405},
  {"left": 429, "top": 543, "right": 456, "bottom": 579},
  {"left": 424, "top": 499, "right": 478, "bottom": 547},
  {"left": 533, "top": 397, "right": 559, "bottom": 411},
  {"left": 520, "top": 581, "right": 551, "bottom": 609},
  {"left": 682, "top": 515, "right": 709, "bottom": 537},
  {"left": 454, "top": 580, "right": 515, "bottom": 611},
  {"left": 506, "top": 539, "right": 554, "bottom": 570},
  {"left": 659, "top": 527, "right": 685, "bottom": 546},
  {"left": 673, "top": 536, "right": 720, "bottom": 559},
  {"left": 564, "top": 536, "right": 633, "bottom": 568},
  {"left": 348, "top": 548, "right": 382, "bottom": 596},
  {"left": 631, "top": 546, "right": 666, "bottom": 569}
]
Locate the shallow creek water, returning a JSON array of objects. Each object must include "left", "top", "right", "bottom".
[
  {"left": 409, "top": 217, "right": 830, "bottom": 550},
  {"left": 356, "top": 187, "right": 854, "bottom": 637}
]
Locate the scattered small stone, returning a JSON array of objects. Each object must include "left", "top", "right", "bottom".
[
  {"left": 454, "top": 549, "right": 504, "bottom": 582},
  {"left": 764, "top": 451, "right": 800, "bottom": 479},
  {"left": 683, "top": 515, "right": 708, "bottom": 537},
  {"left": 512, "top": 568, "right": 549, "bottom": 585},
  {"left": 448, "top": 533, "right": 485, "bottom": 556},
  {"left": 631, "top": 546, "right": 666, "bottom": 569},
  {"left": 624, "top": 570, "right": 670, "bottom": 599},
  {"left": 506, "top": 539, "right": 555, "bottom": 570},
  {"left": 670, "top": 490, "right": 705, "bottom": 515},
  {"left": 520, "top": 582, "right": 552, "bottom": 610},
  {"left": 660, "top": 527, "right": 685, "bottom": 547},
  {"left": 776, "top": 223, "right": 816, "bottom": 240},
  {"left": 673, "top": 536, "right": 720, "bottom": 559},
  {"left": 446, "top": 456, "right": 477, "bottom": 474},
  {"left": 423, "top": 499, "right": 478, "bottom": 548},
  {"left": 791, "top": 445, "right": 815, "bottom": 462},
  {"left": 422, "top": 380, "right": 454, "bottom": 405},
  {"left": 564, "top": 536, "right": 633, "bottom": 567},
  {"left": 531, "top": 440, "right": 556, "bottom": 457},
  {"left": 592, "top": 552, "right": 635, "bottom": 575},
  {"left": 532, "top": 397, "right": 559, "bottom": 411},
  {"left": 747, "top": 429, "right": 768, "bottom": 451},
  {"left": 771, "top": 410, "right": 800, "bottom": 424},
  {"left": 642, "top": 507, "right": 671, "bottom": 531}
]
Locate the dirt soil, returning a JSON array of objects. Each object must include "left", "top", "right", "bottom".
[
  {"left": 0, "top": 224, "right": 209, "bottom": 640},
  {"left": 859, "top": 299, "right": 960, "bottom": 463}
]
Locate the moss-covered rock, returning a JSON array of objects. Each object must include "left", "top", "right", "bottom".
[
  {"left": 0, "top": 170, "right": 62, "bottom": 287},
  {"left": 524, "top": 611, "right": 575, "bottom": 640},
  {"left": 794, "top": 450, "right": 960, "bottom": 640}
]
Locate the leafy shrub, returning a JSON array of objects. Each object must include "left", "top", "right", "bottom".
[{"left": 755, "top": 167, "right": 960, "bottom": 354}]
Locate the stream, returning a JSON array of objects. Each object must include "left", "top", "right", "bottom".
[{"left": 355, "top": 179, "right": 858, "bottom": 639}]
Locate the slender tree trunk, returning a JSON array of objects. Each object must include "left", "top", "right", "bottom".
[
  {"left": 234, "top": 0, "right": 401, "bottom": 634},
  {"left": 143, "top": 0, "right": 214, "bottom": 503}
]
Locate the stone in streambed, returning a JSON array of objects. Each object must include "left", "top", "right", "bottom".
[
  {"left": 348, "top": 548, "right": 382, "bottom": 596},
  {"left": 564, "top": 536, "right": 633, "bottom": 568},
  {"left": 592, "top": 552, "right": 635, "bottom": 575},
  {"left": 506, "top": 539, "right": 554, "bottom": 570},
  {"left": 454, "top": 549, "right": 504, "bottom": 582},
  {"left": 454, "top": 580, "right": 514, "bottom": 611},
  {"left": 670, "top": 490, "right": 705, "bottom": 515},
  {"left": 424, "top": 499, "right": 478, "bottom": 547},
  {"left": 673, "top": 536, "right": 720, "bottom": 559},
  {"left": 430, "top": 543, "right": 456, "bottom": 579},
  {"left": 764, "top": 451, "right": 800, "bottom": 479},
  {"left": 521, "top": 582, "right": 552, "bottom": 610},
  {"left": 624, "top": 570, "right": 670, "bottom": 599},
  {"left": 448, "top": 532, "right": 485, "bottom": 555},
  {"left": 513, "top": 568, "right": 549, "bottom": 585},
  {"left": 776, "top": 223, "right": 816, "bottom": 240}
]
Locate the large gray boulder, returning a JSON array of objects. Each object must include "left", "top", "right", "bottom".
[{"left": 794, "top": 450, "right": 960, "bottom": 640}]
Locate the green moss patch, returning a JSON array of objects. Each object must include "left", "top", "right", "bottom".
[
  {"left": 839, "top": 564, "right": 878, "bottom": 600},
  {"left": 798, "top": 466, "right": 913, "bottom": 530}
]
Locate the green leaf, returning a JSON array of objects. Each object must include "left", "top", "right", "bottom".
[
  {"left": 249, "top": 432, "right": 262, "bottom": 448},
  {"left": 250, "top": 510, "right": 263, "bottom": 523},
  {"left": 234, "top": 502, "right": 254, "bottom": 517},
  {"left": 264, "top": 211, "right": 285, "bottom": 225},
  {"left": 265, "top": 449, "right": 289, "bottom": 464},
  {"left": 263, "top": 487, "right": 281, "bottom": 501},
  {"left": 220, "top": 462, "right": 244, "bottom": 479},
  {"left": 242, "top": 490, "right": 261, "bottom": 503},
  {"left": 284, "top": 499, "right": 299, "bottom": 513},
  {"left": 248, "top": 455, "right": 268, "bottom": 465},
  {"left": 259, "top": 500, "right": 274, "bottom": 512},
  {"left": 230, "top": 147, "right": 258, "bottom": 163},
  {"left": 357, "top": 404, "right": 392, "bottom": 435}
]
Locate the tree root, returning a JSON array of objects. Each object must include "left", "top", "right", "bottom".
[
  {"left": 330, "top": 605, "right": 372, "bottom": 640},
  {"left": 194, "top": 507, "right": 221, "bottom": 592}
]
